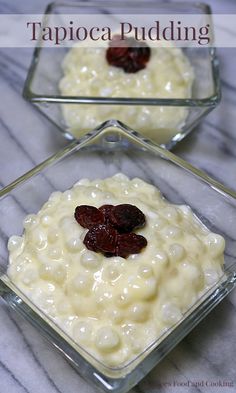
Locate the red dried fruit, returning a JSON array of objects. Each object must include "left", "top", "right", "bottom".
[
  {"left": 106, "top": 35, "right": 151, "bottom": 73},
  {"left": 83, "top": 226, "right": 99, "bottom": 252},
  {"left": 74, "top": 205, "right": 104, "bottom": 229},
  {"left": 76, "top": 202, "right": 148, "bottom": 258},
  {"left": 110, "top": 204, "right": 146, "bottom": 232},
  {"left": 84, "top": 224, "right": 118, "bottom": 254},
  {"left": 116, "top": 233, "right": 147, "bottom": 258},
  {"left": 98, "top": 204, "right": 114, "bottom": 223}
]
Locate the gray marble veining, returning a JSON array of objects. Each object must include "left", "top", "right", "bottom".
[{"left": 0, "top": 0, "right": 236, "bottom": 392}]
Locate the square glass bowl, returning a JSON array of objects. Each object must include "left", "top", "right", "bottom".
[
  {"left": 0, "top": 120, "right": 236, "bottom": 393},
  {"left": 23, "top": 1, "right": 221, "bottom": 149}
]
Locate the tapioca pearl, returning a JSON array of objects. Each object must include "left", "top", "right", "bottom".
[
  {"left": 162, "top": 206, "right": 180, "bottom": 221},
  {"left": 71, "top": 294, "right": 97, "bottom": 317},
  {"left": 91, "top": 179, "right": 103, "bottom": 189},
  {"left": 204, "top": 234, "right": 225, "bottom": 257},
  {"left": 40, "top": 214, "right": 53, "bottom": 227},
  {"left": 42, "top": 201, "right": 54, "bottom": 210},
  {"left": 8, "top": 236, "right": 23, "bottom": 252},
  {"left": 81, "top": 251, "right": 101, "bottom": 270},
  {"left": 23, "top": 214, "right": 39, "bottom": 229},
  {"left": 99, "top": 345, "right": 131, "bottom": 368},
  {"left": 56, "top": 299, "right": 72, "bottom": 315},
  {"left": 115, "top": 291, "right": 132, "bottom": 308},
  {"left": 59, "top": 315, "right": 76, "bottom": 332},
  {"left": 112, "top": 173, "right": 129, "bottom": 182},
  {"left": 7, "top": 264, "right": 18, "bottom": 278},
  {"left": 129, "top": 337, "right": 143, "bottom": 354},
  {"left": 129, "top": 253, "right": 142, "bottom": 261},
  {"left": 121, "top": 187, "right": 130, "bottom": 196},
  {"left": 47, "top": 229, "right": 60, "bottom": 244},
  {"left": 72, "top": 185, "right": 84, "bottom": 197},
  {"left": 61, "top": 190, "right": 75, "bottom": 202},
  {"left": 21, "top": 266, "right": 38, "bottom": 285},
  {"left": 144, "top": 184, "right": 162, "bottom": 198},
  {"left": 179, "top": 262, "right": 202, "bottom": 282},
  {"left": 95, "top": 291, "right": 113, "bottom": 309},
  {"left": 161, "top": 303, "right": 183, "bottom": 324},
  {"left": 122, "top": 323, "right": 137, "bottom": 337},
  {"left": 131, "top": 277, "right": 157, "bottom": 300},
  {"left": 72, "top": 273, "right": 92, "bottom": 294},
  {"left": 65, "top": 223, "right": 84, "bottom": 239},
  {"left": 48, "top": 191, "right": 62, "bottom": 203},
  {"left": 84, "top": 187, "right": 105, "bottom": 199},
  {"left": 128, "top": 303, "right": 149, "bottom": 323},
  {"left": 163, "top": 225, "right": 182, "bottom": 239},
  {"left": 120, "top": 181, "right": 132, "bottom": 190},
  {"left": 65, "top": 237, "right": 82, "bottom": 253},
  {"left": 165, "top": 276, "right": 187, "bottom": 299},
  {"left": 108, "top": 309, "right": 123, "bottom": 324},
  {"left": 152, "top": 250, "right": 169, "bottom": 267},
  {"left": 73, "top": 320, "right": 93, "bottom": 344},
  {"left": 146, "top": 210, "right": 160, "bottom": 221},
  {"left": 138, "top": 265, "right": 154, "bottom": 279},
  {"left": 15, "top": 253, "right": 33, "bottom": 270},
  {"left": 104, "top": 192, "right": 115, "bottom": 201},
  {"left": 185, "top": 235, "right": 205, "bottom": 256},
  {"left": 105, "top": 265, "right": 121, "bottom": 281},
  {"left": 95, "top": 327, "right": 120, "bottom": 353},
  {"left": 30, "top": 229, "right": 47, "bottom": 250},
  {"left": 52, "top": 264, "right": 67, "bottom": 284},
  {"left": 143, "top": 323, "right": 158, "bottom": 343},
  {"left": 72, "top": 218, "right": 86, "bottom": 232},
  {"left": 39, "top": 262, "right": 53, "bottom": 280},
  {"left": 152, "top": 217, "right": 168, "bottom": 230},
  {"left": 59, "top": 216, "right": 75, "bottom": 230},
  {"left": 48, "top": 247, "right": 63, "bottom": 260},
  {"left": 192, "top": 222, "right": 208, "bottom": 236},
  {"left": 41, "top": 302, "right": 57, "bottom": 318},
  {"left": 109, "top": 256, "right": 125, "bottom": 266},
  {"left": 204, "top": 269, "right": 220, "bottom": 286},
  {"left": 36, "top": 292, "right": 54, "bottom": 309},
  {"left": 137, "top": 192, "right": 153, "bottom": 203},
  {"left": 168, "top": 244, "right": 185, "bottom": 263},
  {"left": 131, "top": 178, "right": 147, "bottom": 189}
]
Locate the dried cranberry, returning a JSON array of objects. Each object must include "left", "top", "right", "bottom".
[
  {"left": 106, "top": 35, "right": 151, "bottom": 73},
  {"left": 74, "top": 205, "right": 104, "bottom": 229},
  {"left": 75, "top": 201, "right": 148, "bottom": 258},
  {"left": 84, "top": 224, "right": 118, "bottom": 254},
  {"left": 83, "top": 227, "right": 100, "bottom": 252},
  {"left": 110, "top": 204, "right": 146, "bottom": 232},
  {"left": 98, "top": 204, "right": 114, "bottom": 223},
  {"left": 116, "top": 233, "right": 147, "bottom": 258}
]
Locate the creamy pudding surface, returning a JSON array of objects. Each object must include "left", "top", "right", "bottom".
[
  {"left": 59, "top": 44, "right": 194, "bottom": 143},
  {"left": 7, "top": 174, "right": 224, "bottom": 367}
]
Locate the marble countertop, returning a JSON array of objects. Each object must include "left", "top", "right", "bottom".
[{"left": 0, "top": 0, "right": 236, "bottom": 392}]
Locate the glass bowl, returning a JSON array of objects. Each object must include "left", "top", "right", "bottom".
[
  {"left": 23, "top": 1, "right": 221, "bottom": 149},
  {"left": 0, "top": 120, "right": 236, "bottom": 393}
]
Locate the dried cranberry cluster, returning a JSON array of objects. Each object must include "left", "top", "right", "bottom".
[
  {"left": 106, "top": 35, "right": 151, "bottom": 73},
  {"left": 74, "top": 204, "right": 147, "bottom": 258}
]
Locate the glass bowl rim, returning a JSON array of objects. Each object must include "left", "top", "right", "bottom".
[
  {"left": 23, "top": 1, "right": 221, "bottom": 107},
  {"left": 1, "top": 119, "right": 236, "bottom": 200}
]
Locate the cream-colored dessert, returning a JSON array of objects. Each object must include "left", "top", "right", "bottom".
[
  {"left": 7, "top": 174, "right": 224, "bottom": 368},
  {"left": 59, "top": 44, "right": 194, "bottom": 144}
]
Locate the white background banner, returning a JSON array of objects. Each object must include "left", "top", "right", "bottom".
[{"left": 0, "top": 14, "right": 235, "bottom": 47}]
